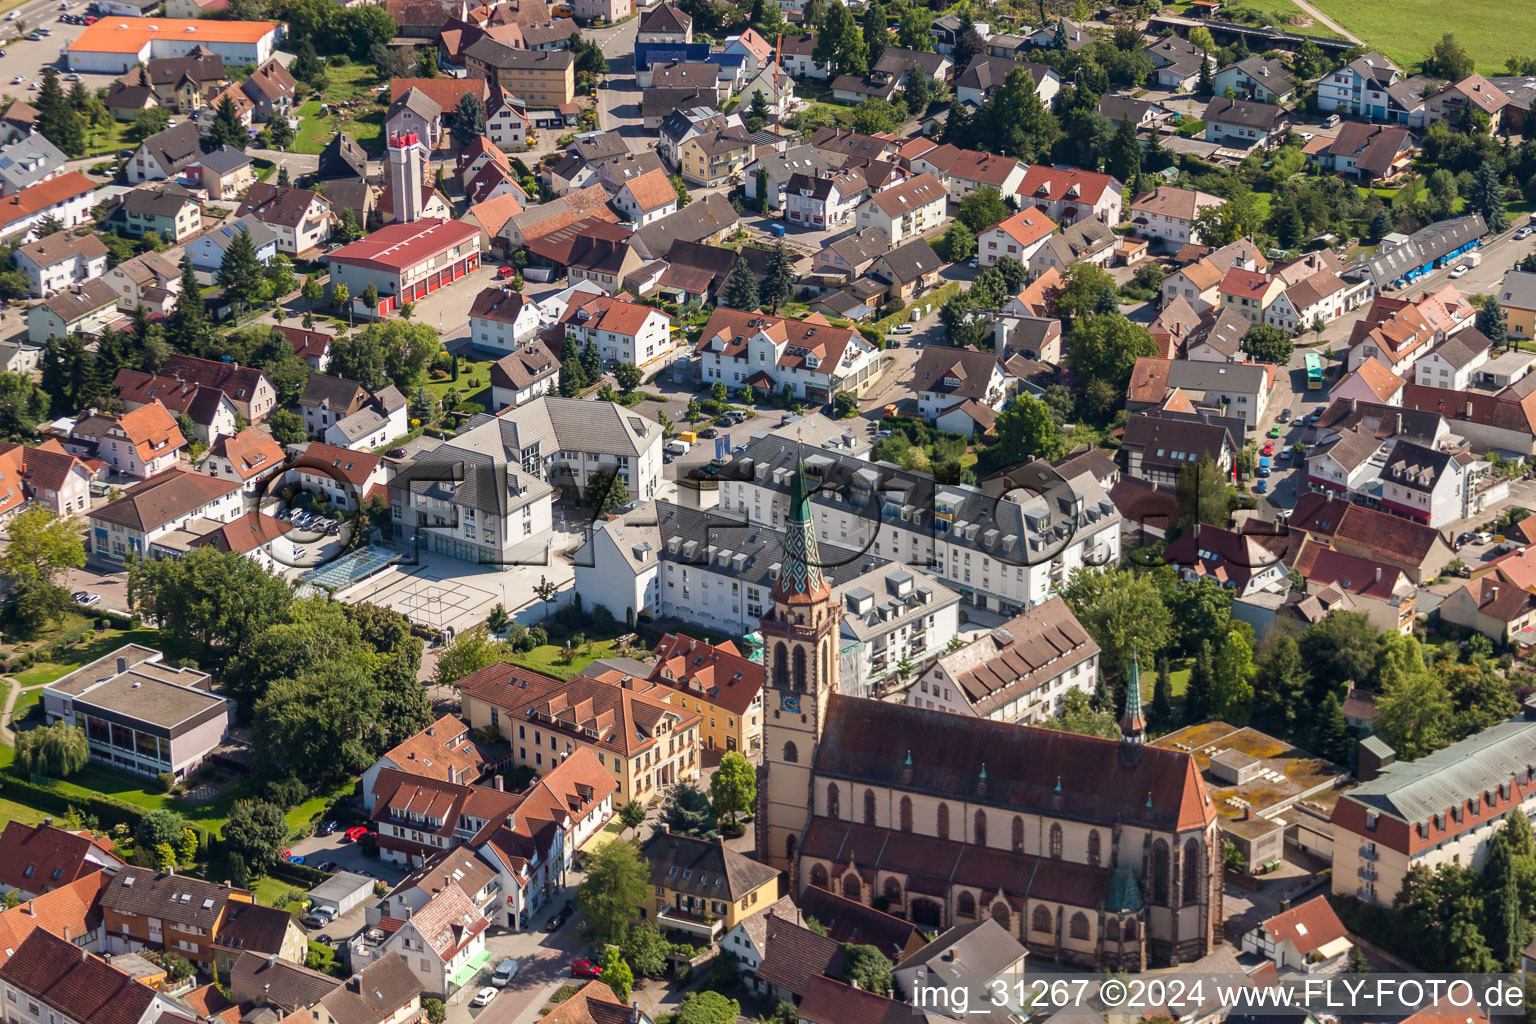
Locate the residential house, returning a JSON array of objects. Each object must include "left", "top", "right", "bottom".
[
  {"left": 1310, "top": 123, "right": 1413, "bottom": 183},
  {"left": 894, "top": 922, "right": 1030, "bottom": 1017},
  {"left": 1203, "top": 96, "right": 1287, "bottom": 149},
  {"left": 105, "top": 252, "right": 180, "bottom": 312},
  {"left": 1164, "top": 521, "right": 1290, "bottom": 597},
  {"left": 870, "top": 238, "right": 942, "bottom": 305},
  {"left": 1127, "top": 356, "right": 1272, "bottom": 431},
  {"left": 955, "top": 55, "right": 1058, "bottom": 106},
  {"left": 1379, "top": 439, "right": 1502, "bottom": 528},
  {"left": 275, "top": 324, "right": 333, "bottom": 372},
  {"left": 115, "top": 368, "right": 238, "bottom": 444},
  {"left": 65, "top": 402, "right": 186, "bottom": 480},
  {"left": 909, "top": 146, "right": 1025, "bottom": 203},
  {"left": 241, "top": 57, "right": 297, "bottom": 121},
  {"left": 639, "top": 831, "right": 779, "bottom": 944},
  {"left": 784, "top": 168, "right": 868, "bottom": 231},
  {"left": 139, "top": 50, "right": 226, "bottom": 112},
  {"left": 677, "top": 125, "right": 754, "bottom": 188},
  {"left": 1416, "top": 329, "right": 1493, "bottom": 390},
  {"left": 326, "top": 386, "right": 407, "bottom": 452},
  {"left": 1498, "top": 270, "right": 1536, "bottom": 342},
  {"left": 237, "top": 183, "right": 333, "bottom": 256},
  {"left": 284, "top": 441, "right": 386, "bottom": 512},
  {"left": 1218, "top": 267, "right": 1285, "bottom": 325},
  {"left": 1439, "top": 575, "right": 1536, "bottom": 647},
  {"left": 978, "top": 208, "right": 1058, "bottom": 268},
  {"left": 638, "top": 2, "right": 691, "bottom": 44},
  {"left": 459, "top": 664, "right": 701, "bottom": 805},
  {"left": 1317, "top": 51, "right": 1428, "bottom": 123},
  {"left": 160, "top": 352, "right": 274, "bottom": 422},
  {"left": 639, "top": 634, "right": 765, "bottom": 755},
  {"left": 0, "top": 821, "right": 122, "bottom": 900},
  {"left": 778, "top": 33, "right": 826, "bottom": 79},
  {"left": 0, "top": 172, "right": 97, "bottom": 243},
  {"left": 813, "top": 226, "right": 888, "bottom": 283},
  {"left": 1329, "top": 359, "right": 1406, "bottom": 407},
  {"left": 120, "top": 183, "right": 202, "bottom": 243},
  {"left": 1213, "top": 55, "right": 1297, "bottom": 103},
  {"left": 469, "top": 288, "right": 543, "bottom": 354},
  {"left": 26, "top": 278, "right": 120, "bottom": 343},
  {"left": 14, "top": 231, "right": 108, "bottom": 298},
  {"left": 695, "top": 307, "right": 882, "bottom": 402},
  {"left": 1287, "top": 490, "right": 1456, "bottom": 584},
  {"left": 187, "top": 145, "right": 254, "bottom": 201},
  {"left": 906, "top": 595, "right": 1099, "bottom": 724},
  {"left": 361, "top": 715, "right": 491, "bottom": 812},
  {"left": 186, "top": 215, "right": 279, "bottom": 274},
  {"left": 197, "top": 427, "right": 285, "bottom": 497},
  {"left": 0, "top": 134, "right": 65, "bottom": 196},
  {"left": 549, "top": 291, "right": 674, "bottom": 369},
  {"left": 612, "top": 167, "right": 679, "bottom": 226},
  {"left": 1348, "top": 286, "right": 1476, "bottom": 376},
  {"left": 86, "top": 469, "right": 242, "bottom": 562},
  {"left": 1121, "top": 413, "right": 1236, "bottom": 485},
  {"left": 462, "top": 39, "right": 575, "bottom": 107},
  {"left": 854, "top": 173, "right": 946, "bottom": 246},
  {"left": 0, "top": 930, "right": 167, "bottom": 1024},
  {"left": 1015, "top": 164, "right": 1123, "bottom": 225},
  {"left": 1130, "top": 186, "right": 1224, "bottom": 248},
  {"left": 361, "top": 883, "right": 488, "bottom": 997},
  {"left": 127, "top": 121, "right": 204, "bottom": 183},
  {"left": 0, "top": 440, "right": 94, "bottom": 519},
  {"left": 912, "top": 347, "right": 1008, "bottom": 427},
  {"left": 1146, "top": 35, "right": 1213, "bottom": 90},
  {"left": 1030, "top": 217, "right": 1119, "bottom": 279},
  {"left": 1423, "top": 73, "right": 1510, "bottom": 130}
]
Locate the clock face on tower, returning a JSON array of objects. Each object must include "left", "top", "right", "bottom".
[{"left": 780, "top": 692, "right": 801, "bottom": 714}]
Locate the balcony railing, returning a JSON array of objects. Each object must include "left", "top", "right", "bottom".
[{"left": 1359, "top": 845, "right": 1379, "bottom": 861}]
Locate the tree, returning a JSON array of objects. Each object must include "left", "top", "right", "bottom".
[
  {"left": 167, "top": 258, "right": 215, "bottom": 356},
  {"left": 270, "top": 408, "right": 306, "bottom": 445},
  {"left": 721, "top": 256, "right": 761, "bottom": 310},
  {"left": 904, "top": 69, "right": 931, "bottom": 116},
  {"left": 1468, "top": 161, "right": 1509, "bottom": 232},
  {"left": 760, "top": 239, "right": 797, "bottom": 313},
  {"left": 587, "top": 468, "right": 629, "bottom": 514},
  {"left": 1048, "top": 688, "right": 1121, "bottom": 739},
  {"left": 710, "top": 751, "right": 756, "bottom": 825},
  {"left": 746, "top": 88, "right": 771, "bottom": 133},
  {"left": 34, "top": 71, "right": 85, "bottom": 156},
  {"left": 1177, "top": 454, "right": 1233, "bottom": 530},
  {"left": 223, "top": 799, "right": 289, "bottom": 874},
  {"left": 939, "top": 220, "right": 975, "bottom": 262},
  {"left": 957, "top": 187, "right": 1011, "bottom": 233},
  {"left": 600, "top": 947, "right": 633, "bottom": 1002},
  {"left": 1066, "top": 313, "right": 1157, "bottom": 403},
  {"left": 0, "top": 506, "right": 85, "bottom": 628},
  {"left": 302, "top": 274, "right": 325, "bottom": 308},
  {"left": 332, "top": 282, "right": 351, "bottom": 324},
  {"left": 950, "top": 10, "right": 983, "bottom": 70},
  {"left": 618, "top": 800, "right": 647, "bottom": 837},
  {"left": 991, "top": 392, "right": 1064, "bottom": 464},
  {"left": 0, "top": 372, "right": 48, "bottom": 440},
  {"left": 657, "top": 782, "right": 718, "bottom": 839},
  {"left": 136, "top": 809, "right": 187, "bottom": 853},
  {"left": 620, "top": 922, "right": 671, "bottom": 978},
  {"left": 335, "top": 207, "right": 364, "bottom": 245},
  {"left": 675, "top": 992, "right": 741, "bottom": 1024},
  {"left": 1298, "top": 611, "right": 1378, "bottom": 699},
  {"left": 1368, "top": 207, "right": 1395, "bottom": 241},
  {"left": 1374, "top": 634, "right": 1454, "bottom": 759},
  {"left": 209, "top": 95, "right": 246, "bottom": 150},
  {"left": 277, "top": 166, "right": 291, "bottom": 188},
  {"left": 1210, "top": 622, "right": 1256, "bottom": 724},
  {"left": 558, "top": 335, "right": 586, "bottom": 397},
  {"left": 1477, "top": 294, "right": 1509, "bottom": 348},
  {"left": 534, "top": 575, "right": 559, "bottom": 619},
  {"left": 1108, "top": 115, "right": 1140, "bottom": 185},
  {"left": 1151, "top": 657, "right": 1174, "bottom": 727},
  {"left": 435, "top": 625, "right": 510, "bottom": 686},
  {"left": 1184, "top": 639, "right": 1216, "bottom": 723},
  {"left": 329, "top": 320, "right": 442, "bottom": 393},
  {"left": 129, "top": 547, "right": 294, "bottom": 672},
  {"left": 217, "top": 227, "right": 266, "bottom": 313},
  {"left": 838, "top": 944, "right": 893, "bottom": 996},
  {"left": 581, "top": 339, "right": 601, "bottom": 383},
  {"left": 671, "top": 174, "right": 692, "bottom": 207},
  {"left": 449, "top": 92, "right": 487, "bottom": 148},
  {"left": 1311, "top": 691, "right": 1352, "bottom": 764},
  {"left": 576, "top": 840, "right": 649, "bottom": 945},
  {"left": 897, "top": 6, "right": 933, "bottom": 50},
  {"left": 1423, "top": 33, "right": 1475, "bottom": 80},
  {"left": 265, "top": 254, "right": 297, "bottom": 301},
  {"left": 613, "top": 362, "right": 642, "bottom": 394},
  {"left": 1059, "top": 566, "right": 1173, "bottom": 690},
  {"left": 362, "top": 282, "right": 381, "bottom": 314},
  {"left": 983, "top": 71, "right": 1060, "bottom": 162},
  {"left": 422, "top": 1000, "right": 445, "bottom": 1024},
  {"left": 711, "top": 379, "right": 728, "bottom": 402},
  {"left": 816, "top": 4, "right": 867, "bottom": 75},
  {"left": 1054, "top": 263, "right": 1119, "bottom": 323},
  {"left": 14, "top": 722, "right": 88, "bottom": 778},
  {"left": 1241, "top": 323, "right": 1293, "bottom": 365},
  {"left": 1251, "top": 629, "right": 1309, "bottom": 734}
]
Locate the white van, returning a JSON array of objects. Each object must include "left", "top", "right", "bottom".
[{"left": 665, "top": 439, "right": 690, "bottom": 456}]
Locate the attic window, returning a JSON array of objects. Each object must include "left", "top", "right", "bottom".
[{"left": 21, "top": 865, "right": 33, "bottom": 878}]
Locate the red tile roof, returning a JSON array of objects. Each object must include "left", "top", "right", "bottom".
[
  {"left": 292, "top": 442, "right": 383, "bottom": 487},
  {"left": 329, "top": 218, "right": 480, "bottom": 274},
  {"left": 1258, "top": 895, "right": 1349, "bottom": 958},
  {"left": 646, "top": 633, "right": 765, "bottom": 716},
  {"left": 0, "top": 822, "right": 123, "bottom": 895},
  {"left": 0, "top": 871, "right": 110, "bottom": 965},
  {"left": 0, "top": 172, "right": 97, "bottom": 230},
  {"left": 0, "top": 929, "right": 156, "bottom": 1024},
  {"left": 388, "top": 77, "right": 488, "bottom": 112}
]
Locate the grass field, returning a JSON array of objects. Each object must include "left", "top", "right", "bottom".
[
  {"left": 12, "top": 627, "right": 162, "bottom": 687},
  {"left": 426, "top": 356, "right": 497, "bottom": 411},
  {"left": 1304, "top": 0, "right": 1532, "bottom": 72},
  {"left": 1169, "top": 0, "right": 1345, "bottom": 39},
  {"left": 292, "top": 61, "right": 386, "bottom": 157},
  {"left": 507, "top": 640, "right": 618, "bottom": 681}
]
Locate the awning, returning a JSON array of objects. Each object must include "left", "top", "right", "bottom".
[
  {"left": 1316, "top": 936, "right": 1353, "bottom": 960},
  {"left": 450, "top": 947, "right": 494, "bottom": 987}
]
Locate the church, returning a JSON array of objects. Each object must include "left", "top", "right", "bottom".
[{"left": 755, "top": 458, "right": 1223, "bottom": 970}]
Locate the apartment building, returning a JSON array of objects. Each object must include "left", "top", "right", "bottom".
[
  {"left": 65, "top": 402, "right": 186, "bottom": 480},
  {"left": 99, "top": 869, "right": 261, "bottom": 965},
  {"left": 854, "top": 173, "right": 946, "bottom": 245},
  {"left": 462, "top": 38, "right": 574, "bottom": 107},
  {"left": 837, "top": 563, "right": 962, "bottom": 697},
  {"left": 0, "top": 930, "right": 171, "bottom": 1024},
  {"left": 638, "top": 832, "right": 780, "bottom": 944},
  {"left": 86, "top": 469, "right": 243, "bottom": 563},
  {"left": 694, "top": 307, "right": 881, "bottom": 403},
  {"left": 634, "top": 634, "right": 765, "bottom": 755},
  {"left": 13, "top": 231, "right": 107, "bottom": 297}
]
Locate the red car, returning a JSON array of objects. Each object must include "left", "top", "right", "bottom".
[
  {"left": 570, "top": 959, "right": 602, "bottom": 979},
  {"left": 1261, "top": 445, "right": 1274, "bottom": 456},
  {"left": 496, "top": 266, "right": 516, "bottom": 279},
  {"left": 344, "top": 826, "right": 370, "bottom": 842}
]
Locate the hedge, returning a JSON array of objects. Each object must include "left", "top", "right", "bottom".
[
  {"left": 265, "top": 862, "right": 333, "bottom": 887},
  {"left": 0, "top": 772, "right": 148, "bottom": 830}
]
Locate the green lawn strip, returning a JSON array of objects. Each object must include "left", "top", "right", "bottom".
[
  {"left": 292, "top": 62, "right": 387, "bottom": 156},
  {"left": 1303, "top": 0, "right": 1535, "bottom": 72},
  {"left": 506, "top": 640, "right": 617, "bottom": 681},
  {"left": 0, "top": 795, "right": 48, "bottom": 825},
  {"left": 12, "top": 628, "right": 163, "bottom": 687}
]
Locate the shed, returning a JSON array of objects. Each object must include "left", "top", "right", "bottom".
[{"left": 307, "top": 870, "right": 375, "bottom": 916}]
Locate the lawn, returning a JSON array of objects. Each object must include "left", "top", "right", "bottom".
[
  {"left": 426, "top": 356, "right": 498, "bottom": 412},
  {"left": 506, "top": 640, "right": 618, "bottom": 681},
  {"left": 0, "top": 795, "right": 48, "bottom": 825},
  {"left": 291, "top": 60, "right": 387, "bottom": 157},
  {"left": 253, "top": 876, "right": 308, "bottom": 913},
  {"left": 12, "top": 627, "right": 163, "bottom": 687},
  {"left": 1303, "top": 0, "right": 1533, "bottom": 72},
  {"left": 1169, "top": 0, "right": 1345, "bottom": 39}
]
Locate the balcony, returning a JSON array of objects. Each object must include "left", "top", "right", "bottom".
[
  {"left": 1358, "top": 845, "right": 1378, "bottom": 861},
  {"left": 657, "top": 906, "right": 723, "bottom": 940},
  {"left": 1357, "top": 864, "right": 1378, "bottom": 881}
]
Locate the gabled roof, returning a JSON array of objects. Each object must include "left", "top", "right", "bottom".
[
  {"left": 292, "top": 441, "right": 383, "bottom": 487},
  {"left": 16, "top": 230, "right": 107, "bottom": 270},
  {"left": 0, "top": 171, "right": 96, "bottom": 231},
  {"left": 135, "top": 121, "right": 203, "bottom": 176},
  {"left": 0, "top": 928, "right": 155, "bottom": 1024},
  {"left": 646, "top": 632, "right": 765, "bottom": 716},
  {"left": 237, "top": 182, "right": 329, "bottom": 228},
  {"left": 988, "top": 207, "right": 1057, "bottom": 247},
  {"left": 1202, "top": 95, "right": 1284, "bottom": 130},
  {"left": 0, "top": 870, "right": 109, "bottom": 965},
  {"left": 640, "top": 1, "right": 690, "bottom": 33},
  {"left": 864, "top": 173, "right": 945, "bottom": 217},
  {"left": 641, "top": 831, "right": 779, "bottom": 900},
  {"left": 98, "top": 868, "right": 241, "bottom": 930},
  {"left": 0, "top": 821, "right": 122, "bottom": 895}
]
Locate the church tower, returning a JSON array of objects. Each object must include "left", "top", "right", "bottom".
[
  {"left": 757, "top": 455, "right": 842, "bottom": 877},
  {"left": 1120, "top": 659, "right": 1146, "bottom": 766}
]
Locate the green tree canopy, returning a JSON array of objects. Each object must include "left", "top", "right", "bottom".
[{"left": 577, "top": 840, "right": 649, "bottom": 945}]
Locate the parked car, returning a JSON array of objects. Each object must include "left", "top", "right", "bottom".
[
  {"left": 1449, "top": 264, "right": 1470, "bottom": 279},
  {"left": 1255, "top": 479, "right": 1268, "bottom": 494},
  {"left": 387, "top": 447, "right": 408, "bottom": 458},
  {"left": 893, "top": 324, "right": 914, "bottom": 334},
  {"left": 698, "top": 427, "right": 718, "bottom": 439},
  {"left": 1518, "top": 226, "right": 1533, "bottom": 240},
  {"left": 545, "top": 909, "right": 569, "bottom": 932},
  {"left": 316, "top": 860, "right": 336, "bottom": 872},
  {"left": 317, "top": 820, "right": 337, "bottom": 836},
  {"left": 491, "top": 959, "right": 519, "bottom": 987},
  {"left": 1278, "top": 408, "right": 1291, "bottom": 422},
  {"left": 471, "top": 988, "right": 498, "bottom": 1008},
  {"left": 1267, "top": 425, "right": 1282, "bottom": 438},
  {"left": 300, "top": 911, "right": 332, "bottom": 928},
  {"left": 287, "top": 854, "right": 306, "bottom": 865},
  {"left": 496, "top": 265, "right": 516, "bottom": 279},
  {"left": 344, "top": 826, "right": 370, "bottom": 841},
  {"left": 570, "top": 959, "right": 602, "bottom": 978},
  {"left": 72, "top": 592, "right": 100, "bottom": 607}
]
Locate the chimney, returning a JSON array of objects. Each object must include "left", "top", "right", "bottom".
[
  {"left": 63, "top": 925, "right": 69, "bottom": 942},
  {"left": 1243, "top": 805, "right": 1253, "bottom": 821},
  {"left": 1395, "top": 412, "right": 1403, "bottom": 435},
  {"left": 25, "top": 901, "right": 34, "bottom": 917},
  {"left": 1375, "top": 567, "right": 1382, "bottom": 583},
  {"left": 348, "top": 974, "right": 362, "bottom": 992},
  {"left": 81, "top": 946, "right": 88, "bottom": 962},
  {"left": 116, "top": 656, "right": 127, "bottom": 674},
  {"left": 494, "top": 774, "right": 504, "bottom": 791},
  {"left": 1351, "top": 397, "right": 1357, "bottom": 413}
]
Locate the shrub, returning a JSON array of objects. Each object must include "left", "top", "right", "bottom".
[{"left": 156, "top": 772, "right": 176, "bottom": 794}]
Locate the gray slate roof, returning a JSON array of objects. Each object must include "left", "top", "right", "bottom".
[
  {"left": 1346, "top": 719, "right": 1536, "bottom": 825},
  {"left": 0, "top": 134, "right": 64, "bottom": 193}
]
